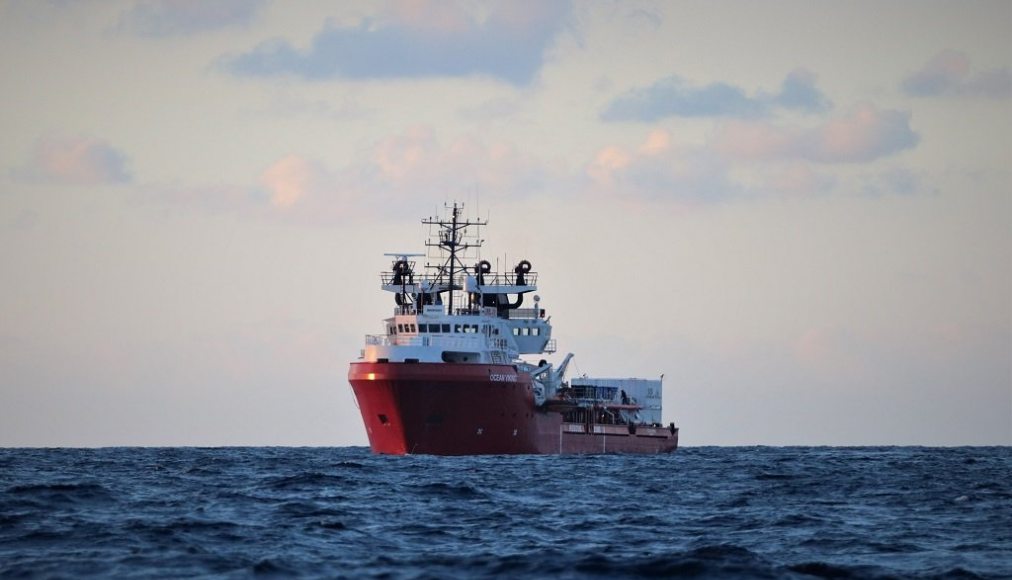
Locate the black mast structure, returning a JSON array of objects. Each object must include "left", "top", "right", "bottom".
[{"left": 423, "top": 203, "right": 486, "bottom": 315}]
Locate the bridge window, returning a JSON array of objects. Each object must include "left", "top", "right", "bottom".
[
  {"left": 512, "top": 328, "right": 520, "bottom": 336},
  {"left": 418, "top": 324, "right": 427, "bottom": 332},
  {"left": 532, "top": 328, "right": 540, "bottom": 336},
  {"left": 397, "top": 324, "right": 404, "bottom": 332},
  {"left": 441, "top": 324, "right": 450, "bottom": 333}
]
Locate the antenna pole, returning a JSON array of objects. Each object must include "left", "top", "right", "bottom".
[
  {"left": 448, "top": 203, "right": 458, "bottom": 314},
  {"left": 422, "top": 201, "right": 487, "bottom": 316}
]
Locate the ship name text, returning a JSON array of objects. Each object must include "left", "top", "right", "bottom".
[{"left": 489, "top": 373, "right": 518, "bottom": 383}]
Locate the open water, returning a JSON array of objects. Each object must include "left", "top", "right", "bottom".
[{"left": 0, "top": 446, "right": 1009, "bottom": 578}]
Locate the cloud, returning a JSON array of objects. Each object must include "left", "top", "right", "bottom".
[
  {"left": 250, "top": 121, "right": 918, "bottom": 217},
  {"left": 601, "top": 68, "right": 830, "bottom": 122},
  {"left": 902, "top": 50, "right": 1011, "bottom": 98},
  {"left": 584, "top": 115, "right": 918, "bottom": 202},
  {"left": 762, "top": 163, "right": 837, "bottom": 197},
  {"left": 774, "top": 69, "right": 832, "bottom": 113},
  {"left": 14, "top": 137, "right": 131, "bottom": 185},
  {"left": 261, "top": 155, "right": 326, "bottom": 209},
  {"left": 860, "top": 167, "right": 929, "bottom": 197},
  {"left": 204, "top": 127, "right": 557, "bottom": 224},
  {"left": 222, "top": 0, "right": 570, "bottom": 85},
  {"left": 147, "top": 127, "right": 559, "bottom": 225},
  {"left": 366, "top": 126, "right": 554, "bottom": 199},
  {"left": 585, "top": 129, "right": 743, "bottom": 202},
  {"left": 159, "top": 113, "right": 923, "bottom": 222},
  {"left": 119, "top": 0, "right": 265, "bottom": 37},
  {"left": 715, "top": 104, "right": 919, "bottom": 163}
]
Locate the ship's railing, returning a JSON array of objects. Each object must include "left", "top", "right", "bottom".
[
  {"left": 364, "top": 334, "right": 487, "bottom": 350},
  {"left": 506, "top": 308, "right": 545, "bottom": 320},
  {"left": 474, "top": 272, "right": 538, "bottom": 287},
  {"left": 391, "top": 305, "right": 548, "bottom": 317},
  {"left": 379, "top": 272, "right": 538, "bottom": 289},
  {"left": 380, "top": 271, "right": 429, "bottom": 286},
  {"left": 544, "top": 339, "right": 557, "bottom": 353}
]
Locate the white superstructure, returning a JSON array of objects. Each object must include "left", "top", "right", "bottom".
[{"left": 357, "top": 202, "right": 666, "bottom": 426}]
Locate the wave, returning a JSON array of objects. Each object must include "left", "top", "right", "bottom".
[{"left": 0, "top": 446, "right": 1008, "bottom": 579}]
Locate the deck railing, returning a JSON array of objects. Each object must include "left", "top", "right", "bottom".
[
  {"left": 505, "top": 308, "right": 545, "bottom": 320},
  {"left": 365, "top": 335, "right": 486, "bottom": 350},
  {"left": 380, "top": 272, "right": 538, "bottom": 289}
]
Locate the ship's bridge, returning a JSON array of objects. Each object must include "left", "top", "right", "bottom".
[
  {"left": 360, "top": 302, "right": 555, "bottom": 364},
  {"left": 363, "top": 204, "right": 553, "bottom": 365}
]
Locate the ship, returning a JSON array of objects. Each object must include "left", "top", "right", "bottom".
[{"left": 348, "top": 203, "right": 679, "bottom": 455}]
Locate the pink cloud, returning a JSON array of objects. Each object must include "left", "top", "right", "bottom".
[
  {"left": 369, "top": 126, "right": 553, "bottom": 198},
  {"left": 261, "top": 155, "right": 324, "bottom": 209},
  {"left": 17, "top": 137, "right": 131, "bottom": 185},
  {"left": 373, "top": 127, "right": 438, "bottom": 182},
  {"left": 716, "top": 104, "right": 919, "bottom": 163},
  {"left": 765, "top": 163, "right": 836, "bottom": 196},
  {"left": 586, "top": 146, "right": 632, "bottom": 186},
  {"left": 585, "top": 130, "right": 741, "bottom": 202},
  {"left": 638, "top": 129, "right": 672, "bottom": 155},
  {"left": 713, "top": 122, "right": 794, "bottom": 160},
  {"left": 229, "top": 128, "right": 557, "bottom": 224}
]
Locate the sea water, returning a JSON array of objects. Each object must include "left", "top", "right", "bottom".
[{"left": 1, "top": 447, "right": 1009, "bottom": 578}]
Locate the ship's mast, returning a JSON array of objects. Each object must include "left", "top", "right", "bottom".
[{"left": 423, "top": 202, "right": 486, "bottom": 314}]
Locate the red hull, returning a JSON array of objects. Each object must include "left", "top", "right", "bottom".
[{"left": 348, "top": 362, "right": 679, "bottom": 455}]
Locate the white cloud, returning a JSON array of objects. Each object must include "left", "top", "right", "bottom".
[{"left": 222, "top": 0, "right": 570, "bottom": 85}]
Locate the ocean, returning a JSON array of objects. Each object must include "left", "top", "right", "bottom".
[{"left": 1, "top": 446, "right": 1009, "bottom": 578}]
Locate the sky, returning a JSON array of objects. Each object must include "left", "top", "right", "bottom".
[{"left": 0, "top": 0, "right": 1009, "bottom": 447}]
